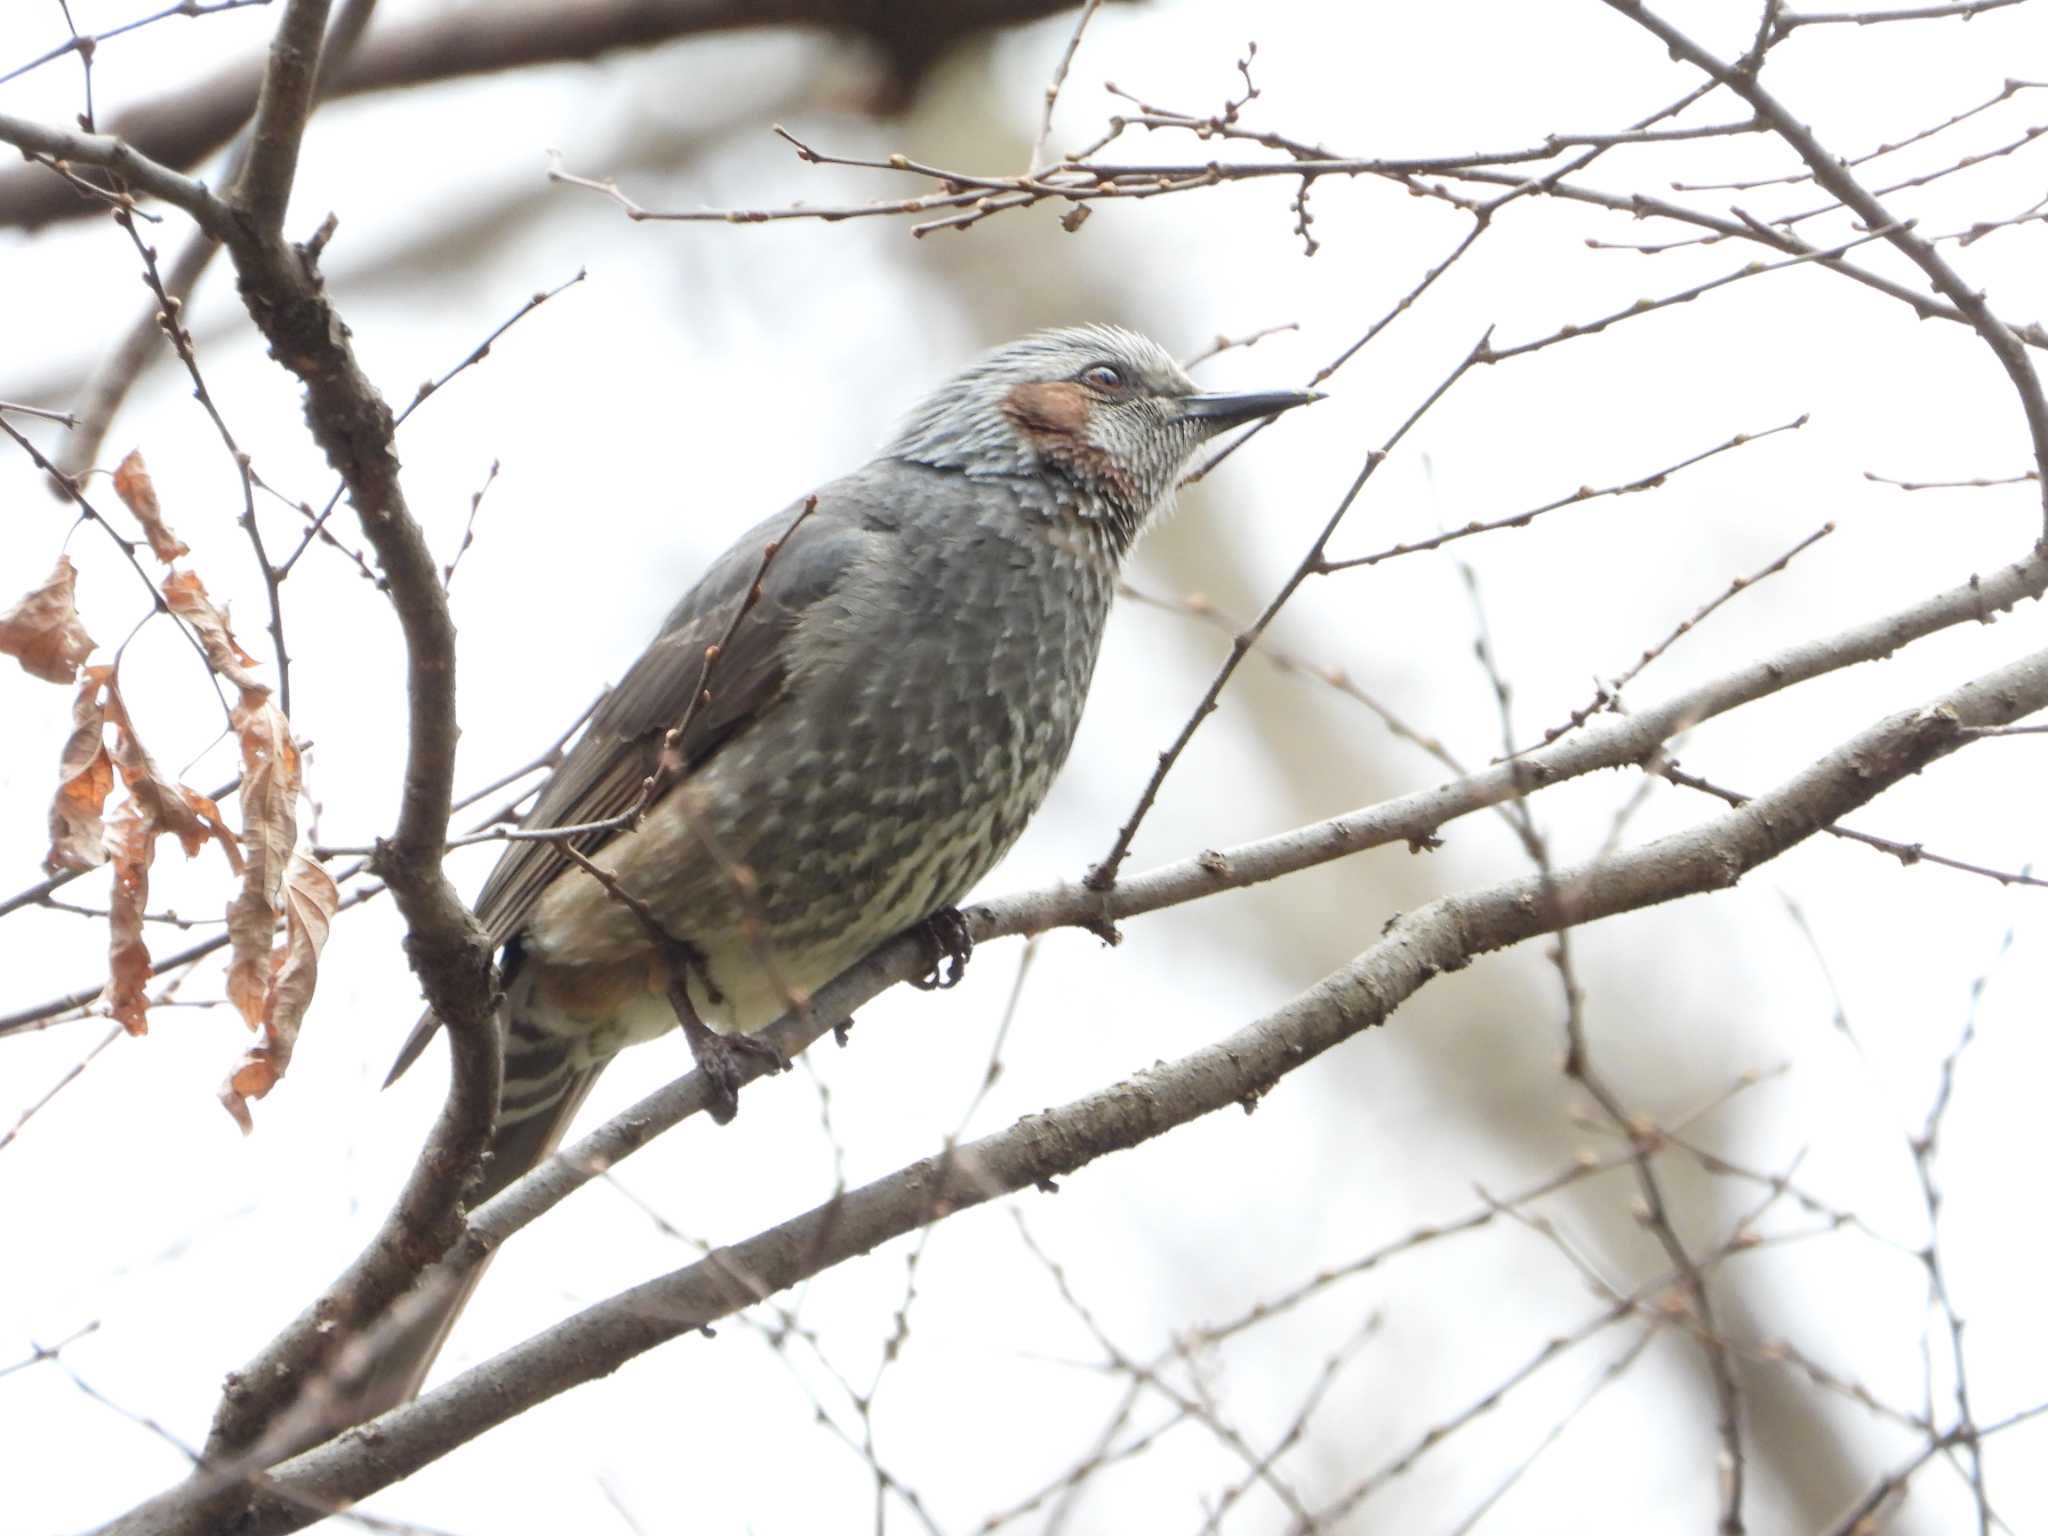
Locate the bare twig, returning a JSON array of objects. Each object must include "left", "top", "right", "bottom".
[
  {"left": 1028, "top": 0, "right": 1104, "bottom": 173},
  {"left": 1865, "top": 468, "right": 2038, "bottom": 491},
  {"left": 1087, "top": 331, "right": 1494, "bottom": 895},
  {"left": 1118, "top": 581, "right": 1467, "bottom": 776},
  {"left": 48, "top": 0, "right": 379, "bottom": 488},
  {"left": 112, "top": 207, "right": 290, "bottom": 712},
  {"left": 277, "top": 268, "right": 584, "bottom": 580},
  {"left": 0, "top": 399, "right": 79, "bottom": 425},
  {"left": 1672, "top": 79, "right": 2039, "bottom": 193},
  {"left": 1530, "top": 520, "right": 1836, "bottom": 750},
  {"left": 440, "top": 460, "right": 499, "bottom": 590},
  {"left": 1179, "top": 320, "right": 1298, "bottom": 371},
  {"left": 1659, "top": 762, "right": 2048, "bottom": 888},
  {"left": 1773, "top": 0, "right": 2029, "bottom": 31},
  {"left": 0, "top": 0, "right": 275, "bottom": 89},
  {"left": 1602, "top": 0, "right": 2048, "bottom": 535},
  {"left": 0, "top": 414, "right": 223, "bottom": 690},
  {"left": 0, "top": 1023, "right": 121, "bottom": 1153},
  {"left": 1320, "top": 418, "right": 1809, "bottom": 573},
  {"left": 1445, "top": 1328, "right": 1659, "bottom": 1535}
]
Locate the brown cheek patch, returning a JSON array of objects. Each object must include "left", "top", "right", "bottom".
[
  {"left": 1001, "top": 380, "right": 1093, "bottom": 440},
  {"left": 1001, "top": 379, "right": 1137, "bottom": 512}
]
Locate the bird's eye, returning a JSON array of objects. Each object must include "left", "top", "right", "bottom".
[{"left": 1081, "top": 363, "right": 1128, "bottom": 394}]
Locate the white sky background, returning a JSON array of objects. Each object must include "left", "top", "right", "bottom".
[{"left": 2, "top": 1, "right": 2045, "bottom": 1531}]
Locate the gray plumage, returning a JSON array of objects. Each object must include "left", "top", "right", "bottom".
[{"left": 362, "top": 324, "right": 1319, "bottom": 1412}]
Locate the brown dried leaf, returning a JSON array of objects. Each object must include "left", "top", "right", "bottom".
[
  {"left": 226, "top": 691, "right": 300, "bottom": 1030},
  {"left": 220, "top": 853, "right": 336, "bottom": 1134},
  {"left": 179, "top": 785, "right": 240, "bottom": 869},
  {"left": 161, "top": 568, "right": 265, "bottom": 697},
  {"left": 98, "top": 800, "right": 156, "bottom": 1035},
  {"left": 46, "top": 665, "right": 114, "bottom": 872},
  {"left": 0, "top": 556, "right": 97, "bottom": 684},
  {"left": 113, "top": 449, "right": 189, "bottom": 564},
  {"left": 102, "top": 679, "right": 239, "bottom": 865}
]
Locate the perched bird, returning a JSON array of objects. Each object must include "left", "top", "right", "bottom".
[{"left": 371, "top": 324, "right": 1320, "bottom": 1407}]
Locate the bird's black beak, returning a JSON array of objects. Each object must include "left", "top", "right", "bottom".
[{"left": 1174, "top": 388, "right": 1325, "bottom": 429}]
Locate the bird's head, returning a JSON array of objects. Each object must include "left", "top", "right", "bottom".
[{"left": 885, "top": 325, "right": 1321, "bottom": 554}]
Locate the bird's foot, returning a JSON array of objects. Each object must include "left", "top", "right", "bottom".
[
  {"left": 909, "top": 906, "right": 974, "bottom": 992},
  {"left": 676, "top": 1005, "right": 787, "bottom": 1125}
]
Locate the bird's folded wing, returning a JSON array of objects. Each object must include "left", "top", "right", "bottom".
[{"left": 385, "top": 489, "right": 871, "bottom": 1084}]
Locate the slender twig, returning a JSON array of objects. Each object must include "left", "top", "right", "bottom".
[
  {"left": 1118, "top": 581, "right": 1468, "bottom": 777},
  {"left": 1445, "top": 1328, "right": 1659, "bottom": 1535},
  {"left": 1494, "top": 223, "right": 1903, "bottom": 366},
  {"left": 1028, "top": 0, "right": 1104, "bottom": 173},
  {"left": 0, "top": 414, "right": 223, "bottom": 692},
  {"left": 1431, "top": 167, "right": 2048, "bottom": 353},
  {"left": 0, "top": 399, "right": 79, "bottom": 425},
  {"left": 1601, "top": 0, "right": 2048, "bottom": 535},
  {"left": 0, "top": 1321, "right": 100, "bottom": 1381},
  {"left": 440, "top": 460, "right": 499, "bottom": 590},
  {"left": 112, "top": 206, "right": 290, "bottom": 712},
  {"left": 278, "top": 270, "right": 586, "bottom": 579},
  {"left": 1179, "top": 321, "right": 1298, "bottom": 371},
  {"left": 1010, "top": 1214, "right": 1319, "bottom": 1526},
  {"left": 1866, "top": 468, "right": 2037, "bottom": 491},
  {"left": 548, "top": 107, "right": 1759, "bottom": 240},
  {"left": 49, "top": 0, "right": 379, "bottom": 488},
  {"left": 1909, "top": 918, "right": 2018, "bottom": 1532},
  {"left": 0, "top": 0, "right": 275, "bottom": 89},
  {"left": 1087, "top": 331, "right": 1493, "bottom": 895},
  {"left": 1774, "top": 0, "right": 2029, "bottom": 31},
  {"left": 1659, "top": 763, "right": 2048, "bottom": 888},
  {"left": 1321, "top": 418, "right": 1808, "bottom": 573},
  {"left": 1673, "top": 79, "right": 2038, "bottom": 193},
  {"left": 1770, "top": 119, "right": 2048, "bottom": 231},
  {"left": 0, "top": 1023, "right": 121, "bottom": 1152},
  {"left": 1187, "top": 79, "right": 1725, "bottom": 483},
  {"left": 1186, "top": 219, "right": 1489, "bottom": 486},
  {"left": 56, "top": 1356, "right": 466, "bottom": 1536},
  {"left": 1529, "top": 520, "right": 1836, "bottom": 750}
]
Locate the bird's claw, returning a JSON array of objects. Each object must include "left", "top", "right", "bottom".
[
  {"left": 910, "top": 906, "right": 974, "bottom": 991},
  {"left": 681, "top": 1015, "right": 787, "bottom": 1125}
]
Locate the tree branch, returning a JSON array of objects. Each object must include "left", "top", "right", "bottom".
[
  {"left": 1601, "top": 0, "right": 2048, "bottom": 535},
  {"left": 123, "top": 539, "right": 2039, "bottom": 1529},
  {"left": 0, "top": 0, "right": 1127, "bottom": 230},
  {"left": 108, "top": 638, "right": 2048, "bottom": 1534},
  {"left": 0, "top": 106, "right": 233, "bottom": 233},
  {"left": 46, "top": 0, "right": 510, "bottom": 1477},
  {"left": 233, "top": 0, "right": 327, "bottom": 231}
]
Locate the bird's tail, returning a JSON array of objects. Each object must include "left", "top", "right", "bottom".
[{"left": 341, "top": 1015, "right": 606, "bottom": 1427}]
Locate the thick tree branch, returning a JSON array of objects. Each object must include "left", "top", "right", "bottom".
[
  {"left": 51, "top": 0, "right": 381, "bottom": 486},
  {"left": 20, "top": 0, "right": 513, "bottom": 1477},
  {"left": 0, "top": 107, "right": 233, "bottom": 232},
  {"left": 126, "top": 539, "right": 2039, "bottom": 1524},
  {"left": 387, "top": 541, "right": 2048, "bottom": 1284},
  {"left": 0, "top": 0, "right": 502, "bottom": 1492},
  {"left": 233, "top": 0, "right": 326, "bottom": 231},
  {"left": 9, "top": 541, "right": 2040, "bottom": 1044},
  {"left": 108, "top": 640, "right": 2048, "bottom": 1535},
  {"left": 0, "top": 0, "right": 1125, "bottom": 231}
]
